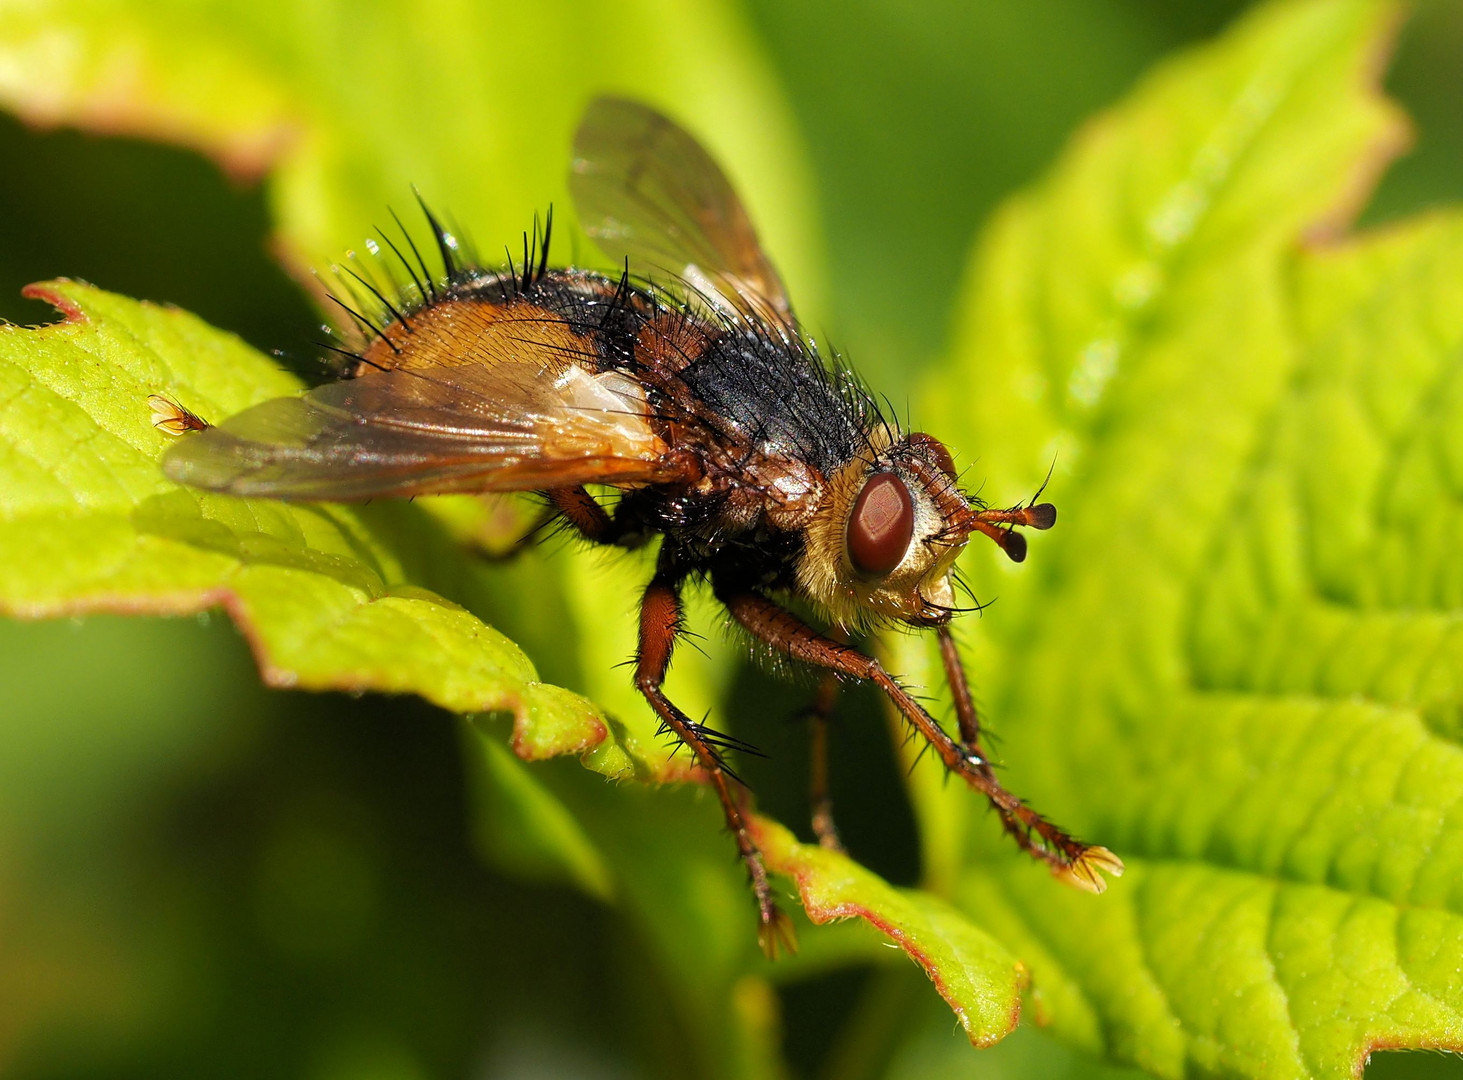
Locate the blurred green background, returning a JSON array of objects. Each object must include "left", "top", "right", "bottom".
[{"left": 2, "top": 1, "right": 1462, "bottom": 1077}]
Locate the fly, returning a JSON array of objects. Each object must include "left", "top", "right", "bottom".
[{"left": 160, "top": 96, "right": 1123, "bottom": 957}]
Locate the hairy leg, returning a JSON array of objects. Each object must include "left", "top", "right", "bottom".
[
  {"left": 635, "top": 568, "right": 795, "bottom": 958},
  {"left": 714, "top": 580, "right": 1122, "bottom": 892},
  {"left": 545, "top": 485, "right": 621, "bottom": 544},
  {"left": 465, "top": 484, "right": 637, "bottom": 562},
  {"left": 937, "top": 626, "right": 981, "bottom": 751}
]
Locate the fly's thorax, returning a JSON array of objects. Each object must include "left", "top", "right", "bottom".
[
  {"left": 731, "top": 441, "right": 827, "bottom": 529},
  {"left": 669, "top": 445, "right": 824, "bottom": 538},
  {"left": 795, "top": 431, "right": 972, "bottom": 628}
]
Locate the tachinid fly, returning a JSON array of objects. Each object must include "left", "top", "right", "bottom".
[{"left": 159, "top": 96, "right": 1123, "bottom": 957}]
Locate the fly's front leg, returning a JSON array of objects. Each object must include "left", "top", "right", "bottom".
[
  {"left": 714, "top": 579, "right": 1123, "bottom": 892},
  {"left": 937, "top": 626, "right": 1085, "bottom": 865},
  {"left": 635, "top": 569, "right": 795, "bottom": 958},
  {"left": 938, "top": 627, "right": 981, "bottom": 752}
]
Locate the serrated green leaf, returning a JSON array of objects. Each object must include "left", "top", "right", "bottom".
[
  {"left": 0, "top": 0, "right": 1037, "bottom": 1064},
  {"left": 0, "top": 279, "right": 598, "bottom": 732},
  {"left": 0, "top": 282, "right": 1030, "bottom": 1067},
  {"left": 913, "top": 0, "right": 1463, "bottom": 1075},
  {"left": 752, "top": 816, "right": 1025, "bottom": 1046},
  {"left": 12, "top": 0, "right": 1463, "bottom": 1074}
]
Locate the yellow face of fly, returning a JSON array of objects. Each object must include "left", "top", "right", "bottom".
[{"left": 797, "top": 434, "right": 975, "bottom": 631}]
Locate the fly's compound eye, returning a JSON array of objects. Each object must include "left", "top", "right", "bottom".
[
  {"left": 847, "top": 472, "right": 915, "bottom": 577},
  {"left": 907, "top": 432, "right": 957, "bottom": 480}
]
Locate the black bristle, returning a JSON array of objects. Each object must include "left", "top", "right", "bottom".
[
  {"left": 446, "top": 208, "right": 481, "bottom": 271},
  {"left": 522, "top": 223, "right": 534, "bottom": 293},
  {"left": 390, "top": 206, "right": 437, "bottom": 301},
  {"left": 413, "top": 188, "right": 459, "bottom": 279},
  {"left": 343, "top": 264, "right": 411, "bottom": 331},
  {"left": 538, "top": 205, "right": 553, "bottom": 282},
  {"left": 314, "top": 338, "right": 387, "bottom": 372},
  {"left": 376, "top": 223, "right": 427, "bottom": 307},
  {"left": 325, "top": 292, "right": 401, "bottom": 356}
]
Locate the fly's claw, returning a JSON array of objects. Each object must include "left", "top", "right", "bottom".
[
  {"left": 1055, "top": 845, "right": 1125, "bottom": 894},
  {"left": 757, "top": 904, "right": 798, "bottom": 961},
  {"left": 148, "top": 394, "right": 210, "bottom": 435}
]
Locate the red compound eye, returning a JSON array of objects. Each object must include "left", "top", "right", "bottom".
[
  {"left": 907, "top": 432, "right": 957, "bottom": 479},
  {"left": 847, "top": 472, "right": 914, "bottom": 576}
]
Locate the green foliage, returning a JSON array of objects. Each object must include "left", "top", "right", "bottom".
[
  {"left": 0, "top": 270, "right": 1032, "bottom": 1068},
  {"left": 0, "top": 278, "right": 602, "bottom": 723},
  {"left": 917, "top": 0, "right": 1463, "bottom": 1075},
  {"left": 1, "top": 0, "right": 1462, "bottom": 1077},
  {"left": 0, "top": 0, "right": 823, "bottom": 309}
]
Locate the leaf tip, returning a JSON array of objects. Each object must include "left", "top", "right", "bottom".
[
  {"left": 512, "top": 683, "right": 611, "bottom": 762},
  {"left": 1301, "top": 0, "right": 1416, "bottom": 244},
  {"left": 20, "top": 279, "right": 90, "bottom": 323}
]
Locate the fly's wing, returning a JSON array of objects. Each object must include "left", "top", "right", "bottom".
[
  {"left": 162, "top": 300, "right": 689, "bottom": 501},
  {"left": 570, "top": 96, "right": 792, "bottom": 323}
]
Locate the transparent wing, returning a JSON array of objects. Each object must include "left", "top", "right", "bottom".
[
  {"left": 570, "top": 96, "right": 791, "bottom": 322},
  {"left": 162, "top": 304, "right": 688, "bottom": 501}
]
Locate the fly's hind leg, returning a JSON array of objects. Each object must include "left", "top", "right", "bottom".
[
  {"left": 546, "top": 486, "right": 648, "bottom": 548},
  {"left": 471, "top": 486, "right": 628, "bottom": 563},
  {"left": 471, "top": 487, "right": 644, "bottom": 561},
  {"left": 546, "top": 486, "right": 617, "bottom": 542},
  {"left": 635, "top": 567, "right": 796, "bottom": 959}
]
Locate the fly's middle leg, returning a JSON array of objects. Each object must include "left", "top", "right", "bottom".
[{"left": 634, "top": 570, "right": 795, "bottom": 959}]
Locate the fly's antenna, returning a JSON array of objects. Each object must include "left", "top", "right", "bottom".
[
  {"left": 1028, "top": 457, "right": 1058, "bottom": 509},
  {"left": 963, "top": 499, "right": 1057, "bottom": 563}
]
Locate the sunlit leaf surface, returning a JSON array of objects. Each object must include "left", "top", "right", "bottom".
[
  {"left": 0, "top": 278, "right": 1033, "bottom": 1068},
  {"left": 3, "top": 0, "right": 1463, "bottom": 1076},
  {"left": 916, "top": 0, "right": 1463, "bottom": 1074}
]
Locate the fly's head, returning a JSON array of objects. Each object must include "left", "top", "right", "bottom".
[{"left": 797, "top": 432, "right": 1055, "bottom": 629}]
